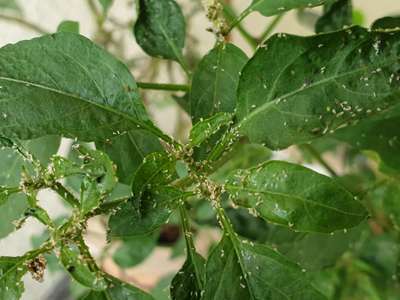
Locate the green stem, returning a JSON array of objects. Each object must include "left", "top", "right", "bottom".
[
  {"left": 302, "top": 144, "right": 338, "bottom": 177},
  {"left": 179, "top": 204, "right": 196, "bottom": 252},
  {"left": 87, "top": 0, "right": 104, "bottom": 25},
  {"left": 52, "top": 182, "right": 80, "bottom": 208},
  {"left": 137, "top": 82, "right": 190, "bottom": 92},
  {"left": 178, "top": 204, "right": 204, "bottom": 290},
  {"left": 224, "top": 8, "right": 252, "bottom": 36},
  {"left": 0, "top": 13, "right": 49, "bottom": 34},
  {"left": 258, "top": 14, "right": 285, "bottom": 43},
  {"left": 222, "top": 4, "right": 257, "bottom": 49}
]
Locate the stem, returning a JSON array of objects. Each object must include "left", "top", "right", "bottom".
[
  {"left": 179, "top": 204, "right": 196, "bottom": 252},
  {"left": 137, "top": 82, "right": 190, "bottom": 92},
  {"left": 176, "top": 55, "right": 192, "bottom": 78},
  {"left": 222, "top": 4, "right": 257, "bottom": 49},
  {"left": 258, "top": 14, "right": 285, "bottom": 43},
  {"left": 302, "top": 144, "right": 338, "bottom": 177},
  {"left": 178, "top": 204, "right": 204, "bottom": 290},
  {"left": 224, "top": 8, "right": 252, "bottom": 36},
  {"left": 87, "top": 0, "right": 104, "bottom": 25},
  {"left": 0, "top": 13, "right": 49, "bottom": 34},
  {"left": 52, "top": 182, "right": 80, "bottom": 208}
]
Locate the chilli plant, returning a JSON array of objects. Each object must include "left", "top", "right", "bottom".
[{"left": 0, "top": 0, "right": 400, "bottom": 299}]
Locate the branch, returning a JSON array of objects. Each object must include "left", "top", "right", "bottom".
[{"left": 137, "top": 82, "right": 190, "bottom": 92}]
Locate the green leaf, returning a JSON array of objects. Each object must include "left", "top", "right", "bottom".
[
  {"left": 0, "top": 136, "right": 60, "bottom": 238},
  {"left": 315, "top": 0, "right": 353, "bottom": 33},
  {"left": 0, "top": 32, "right": 162, "bottom": 142},
  {"left": 190, "top": 43, "right": 247, "bottom": 122},
  {"left": 108, "top": 186, "right": 183, "bottom": 238},
  {"left": 237, "top": 27, "right": 400, "bottom": 150},
  {"left": 226, "top": 161, "right": 368, "bottom": 233},
  {"left": 211, "top": 143, "right": 272, "bottom": 183},
  {"left": 132, "top": 152, "right": 177, "bottom": 197},
  {"left": 245, "top": 0, "right": 326, "bottom": 17},
  {"left": 96, "top": 129, "right": 163, "bottom": 185},
  {"left": 77, "top": 147, "right": 118, "bottom": 215},
  {"left": 333, "top": 115, "right": 400, "bottom": 172},
  {"left": 57, "top": 20, "right": 80, "bottom": 34},
  {"left": 189, "top": 113, "right": 233, "bottom": 147},
  {"left": 372, "top": 16, "right": 400, "bottom": 31},
  {"left": 171, "top": 251, "right": 205, "bottom": 300},
  {"left": 203, "top": 236, "right": 326, "bottom": 299},
  {"left": 60, "top": 242, "right": 107, "bottom": 291},
  {"left": 134, "top": 0, "right": 186, "bottom": 61},
  {"left": 113, "top": 233, "right": 158, "bottom": 268},
  {"left": 0, "top": 256, "right": 27, "bottom": 300},
  {"left": 81, "top": 274, "right": 154, "bottom": 300}
]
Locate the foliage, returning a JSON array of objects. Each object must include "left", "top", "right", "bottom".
[{"left": 0, "top": 0, "right": 399, "bottom": 299}]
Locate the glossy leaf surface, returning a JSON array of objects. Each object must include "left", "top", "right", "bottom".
[
  {"left": 226, "top": 161, "right": 368, "bottom": 233},
  {"left": 190, "top": 43, "right": 247, "bottom": 121},
  {"left": 134, "top": 0, "right": 186, "bottom": 61},
  {"left": 0, "top": 33, "right": 159, "bottom": 142},
  {"left": 237, "top": 27, "right": 400, "bottom": 150},
  {"left": 203, "top": 236, "right": 325, "bottom": 299}
]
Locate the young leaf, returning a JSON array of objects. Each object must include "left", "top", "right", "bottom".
[
  {"left": 134, "top": 0, "right": 186, "bottom": 62},
  {"left": 60, "top": 242, "right": 107, "bottom": 291},
  {"left": 0, "top": 256, "right": 27, "bottom": 300},
  {"left": 96, "top": 129, "right": 163, "bottom": 185},
  {"left": 244, "top": 0, "right": 326, "bottom": 17},
  {"left": 81, "top": 275, "right": 154, "bottom": 300},
  {"left": 189, "top": 112, "right": 233, "bottom": 147},
  {"left": 171, "top": 251, "right": 205, "bottom": 300},
  {"left": 237, "top": 27, "right": 400, "bottom": 150},
  {"left": 371, "top": 16, "right": 400, "bottom": 31},
  {"left": 203, "top": 236, "right": 326, "bottom": 299},
  {"left": 0, "top": 136, "right": 60, "bottom": 238},
  {"left": 190, "top": 43, "right": 247, "bottom": 122},
  {"left": 211, "top": 143, "right": 272, "bottom": 183},
  {"left": 132, "top": 152, "right": 177, "bottom": 197},
  {"left": 0, "top": 33, "right": 162, "bottom": 142},
  {"left": 108, "top": 186, "right": 183, "bottom": 238},
  {"left": 57, "top": 20, "right": 80, "bottom": 34},
  {"left": 315, "top": 0, "right": 353, "bottom": 33},
  {"left": 226, "top": 161, "right": 368, "bottom": 233}
]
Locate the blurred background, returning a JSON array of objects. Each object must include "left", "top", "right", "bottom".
[{"left": 0, "top": 0, "right": 399, "bottom": 299}]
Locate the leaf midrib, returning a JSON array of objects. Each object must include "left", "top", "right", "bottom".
[
  {"left": 226, "top": 185, "right": 365, "bottom": 217},
  {"left": 238, "top": 57, "right": 399, "bottom": 129},
  {"left": 0, "top": 76, "right": 157, "bottom": 136}
]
